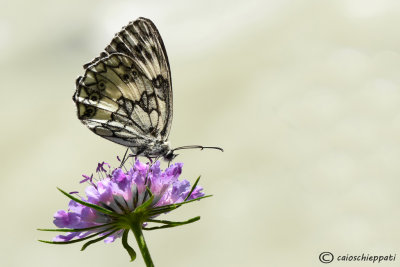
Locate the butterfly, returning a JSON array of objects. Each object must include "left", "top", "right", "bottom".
[{"left": 73, "top": 17, "right": 222, "bottom": 162}]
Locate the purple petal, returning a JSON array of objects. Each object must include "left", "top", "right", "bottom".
[
  {"left": 97, "top": 180, "right": 113, "bottom": 204},
  {"left": 112, "top": 168, "right": 125, "bottom": 182},
  {"left": 80, "top": 206, "right": 98, "bottom": 223},
  {"left": 103, "top": 230, "right": 123, "bottom": 243},
  {"left": 187, "top": 185, "right": 204, "bottom": 200},
  {"left": 171, "top": 179, "right": 191, "bottom": 203},
  {"left": 85, "top": 185, "right": 100, "bottom": 203},
  {"left": 53, "top": 210, "right": 80, "bottom": 228},
  {"left": 134, "top": 160, "right": 148, "bottom": 173},
  {"left": 150, "top": 161, "right": 161, "bottom": 177},
  {"left": 53, "top": 232, "right": 80, "bottom": 242},
  {"left": 131, "top": 161, "right": 149, "bottom": 193},
  {"left": 68, "top": 200, "right": 84, "bottom": 213},
  {"left": 164, "top": 163, "right": 183, "bottom": 180}
]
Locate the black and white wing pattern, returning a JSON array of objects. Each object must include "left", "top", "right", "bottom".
[{"left": 73, "top": 17, "right": 173, "bottom": 157}]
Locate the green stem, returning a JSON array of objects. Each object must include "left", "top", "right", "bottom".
[{"left": 130, "top": 221, "right": 154, "bottom": 267}]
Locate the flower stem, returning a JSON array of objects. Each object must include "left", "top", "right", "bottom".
[{"left": 130, "top": 221, "right": 154, "bottom": 267}]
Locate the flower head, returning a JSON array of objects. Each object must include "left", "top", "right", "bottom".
[{"left": 39, "top": 158, "right": 209, "bottom": 263}]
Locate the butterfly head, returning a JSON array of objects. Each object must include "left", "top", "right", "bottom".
[{"left": 163, "top": 150, "right": 178, "bottom": 162}]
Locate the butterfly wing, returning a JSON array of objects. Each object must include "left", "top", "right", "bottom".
[
  {"left": 73, "top": 18, "right": 173, "bottom": 153},
  {"left": 105, "top": 17, "right": 172, "bottom": 139}
]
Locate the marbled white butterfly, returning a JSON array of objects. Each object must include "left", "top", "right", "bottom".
[{"left": 73, "top": 17, "right": 222, "bottom": 162}]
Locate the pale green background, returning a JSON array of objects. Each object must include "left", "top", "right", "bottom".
[{"left": 1, "top": 0, "right": 400, "bottom": 266}]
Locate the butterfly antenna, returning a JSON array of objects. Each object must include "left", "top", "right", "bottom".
[{"left": 172, "top": 145, "right": 224, "bottom": 153}]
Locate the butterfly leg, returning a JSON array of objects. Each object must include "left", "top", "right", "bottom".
[
  {"left": 120, "top": 146, "right": 150, "bottom": 168},
  {"left": 119, "top": 148, "right": 130, "bottom": 167},
  {"left": 119, "top": 154, "right": 135, "bottom": 168},
  {"left": 119, "top": 146, "right": 149, "bottom": 168},
  {"left": 119, "top": 149, "right": 140, "bottom": 168}
]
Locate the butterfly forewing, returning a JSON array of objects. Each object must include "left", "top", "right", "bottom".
[
  {"left": 105, "top": 18, "right": 172, "bottom": 138},
  {"left": 106, "top": 18, "right": 171, "bottom": 79},
  {"left": 73, "top": 18, "right": 173, "bottom": 156}
]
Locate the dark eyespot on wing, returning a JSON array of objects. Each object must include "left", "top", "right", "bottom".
[
  {"left": 89, "top": 92, "right": 100, "bottom": 103},
  {"left": 77, "top": 103, "right": 98, "bottom": 120}
]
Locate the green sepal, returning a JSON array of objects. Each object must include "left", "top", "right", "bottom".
[
  {"left": 57, "top": 188, "right": 115, "bottom": 216},
  {"left": 81, "top": 229, "right": 119, "bottom": 251},
  {"left": 37, "top": 222, "right": 116, "bottom": 233},
  {"left": 122, "top": 229, "right": 136, "bottom": 262},
  {"left": 134, "top": 189, "right": 154, "bottom": 213},
  {"left": 147, "top": 195, "right": 212, "bottom": 216},
  {"left": 145, "top": 186, "right": 153, "bottom": 197},
  {"left": 184, "top": 176, "right": 201, "bottom": 201},
  {"left": 143, "top": 216, "right": 200, "bottom": 231},
  {"left": 38, "top": 226, "right": 116, "bottom": 245}
]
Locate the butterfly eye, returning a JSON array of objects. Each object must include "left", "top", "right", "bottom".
[{"left": 98, "top": 81, "right": 106, "bottom": 90}]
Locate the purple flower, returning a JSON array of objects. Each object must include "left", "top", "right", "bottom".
[{"left": 39, "top": 158, "right": 208, "bottom": 262}]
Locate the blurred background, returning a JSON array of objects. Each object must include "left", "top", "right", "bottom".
[{"left": 1, "top": 0, "right": 400, "bottom": 266}]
